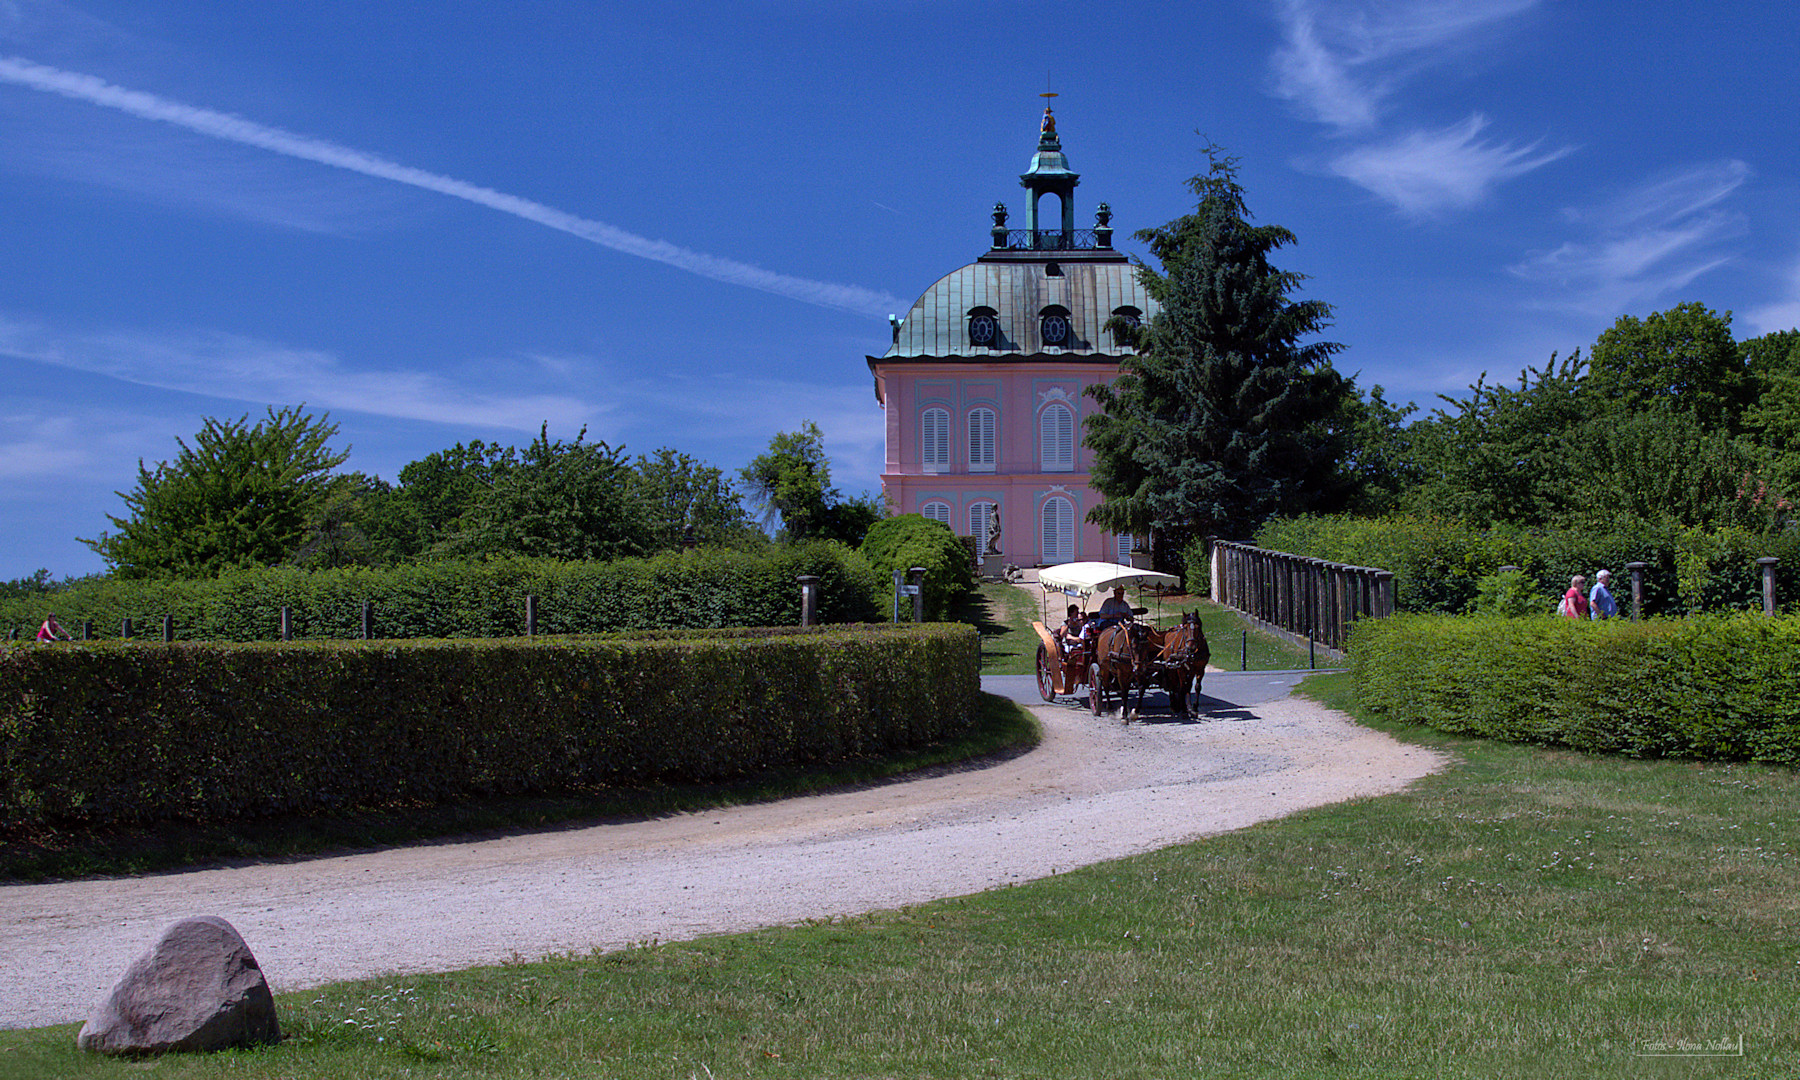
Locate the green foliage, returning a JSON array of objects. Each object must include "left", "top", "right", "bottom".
[
  {"left": 1084, "top": 145, "right": 1352, "bottom": 550},
  {"left": 1741, "top": 328, "right": 1800, "bottom": 499},
  {"left": 1339, "top": 384, "right": 1419, "bottom": 515},
  {"left": 442, "top": 425, "right": 653, "bottom": 561},
  {"left": 1587, "top": 301, "right": 1748, "bottom": 432},
  {"left": 1466, "top": 568, "right": 1552, "bottom": 617},
  {"left": 0, "top": 569, "right": 59, "bottom": 602},
  {"left": 1400, "top": 353, "right": 1589, "bottom": 528},
  {"left": 1255, "top": 511, "right": 1800, "bottom": 618},
  {"left": 1351, "top": 613, "right": 1800, "bottom": 766},
  {"left": 0, "top": 546, "right": 885, "bottom": 642},
  {"left": 0, "top": 623, "right": 979, "bottom": 828},
  {"left": 632, "top": 447, "right": 759, "bottom": 551},
  {"left": 739, "top": 421, "right": 881, "bottom": 544},
  {"left": 81, "top": 406, "right": 350, "bottom": 578},
  {"left": 858, "top": 514, "right": 976, "bottom": 620}
]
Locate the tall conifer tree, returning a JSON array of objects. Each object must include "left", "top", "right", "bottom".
[{"left": 1085, "top": 147, "right": 1350, "bottom": 551}]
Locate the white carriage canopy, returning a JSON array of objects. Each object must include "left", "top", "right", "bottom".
[{"left": 1037, "top": 561, "right": 1180, "bottom": 597}]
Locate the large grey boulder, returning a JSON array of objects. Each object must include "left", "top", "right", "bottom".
[{"left": 77, "top": 916, "right": 280, "bottom": 1055}]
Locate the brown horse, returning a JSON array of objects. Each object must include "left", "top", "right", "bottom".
[
  {"left": 1089, "top": 621, "right": 1147, "bottom": 721},
  {"left": 1154, "top": 612, "right": 1211, "bottom": 718}
]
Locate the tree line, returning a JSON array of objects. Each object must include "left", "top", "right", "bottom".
[
  {"left": 1082, "top": 145, "right": 1800, "bottom": 562},
  {"left": 77, "top": 411, "right": 882, "bottom": 580}
]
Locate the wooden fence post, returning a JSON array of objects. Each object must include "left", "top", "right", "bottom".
[{"left": 1758, "top": 557, "right": 1779, "bottom": 616}]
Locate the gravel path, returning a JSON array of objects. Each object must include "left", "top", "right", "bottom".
[{"left": 0, "top": 672, "right": 1444, "bottom": 1030}]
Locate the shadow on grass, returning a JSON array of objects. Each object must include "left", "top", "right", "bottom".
[{"left": 0, "top": 693, "right": 1040, "bottom": 884}]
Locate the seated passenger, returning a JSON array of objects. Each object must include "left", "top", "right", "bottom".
[{"left": 1054, "top": 604, "right": 1089, "bottom": 653}]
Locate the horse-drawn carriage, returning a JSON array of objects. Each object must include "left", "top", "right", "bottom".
[{"left": 1029, "top": 562, "right": 1210, "bottom": 721}]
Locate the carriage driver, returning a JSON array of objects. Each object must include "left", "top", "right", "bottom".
[{"left": 1091, "top": 585, "right": 1135, "bottom": 632}]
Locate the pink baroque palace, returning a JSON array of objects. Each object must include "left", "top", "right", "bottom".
[{"left": 868, "top": 106, "right": 1159, "bottom": 569}]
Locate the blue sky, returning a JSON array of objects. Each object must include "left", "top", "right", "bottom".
[{"left": 3, "top": 0, "right": 1797, "bottom": 580}]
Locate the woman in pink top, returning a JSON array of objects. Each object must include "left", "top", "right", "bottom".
[
  {"left": 36, "top": 612, "right": 70, "bottom": 641},
  {"left": 1559, "top": 576, "right": 1590, "bottom": 619}
]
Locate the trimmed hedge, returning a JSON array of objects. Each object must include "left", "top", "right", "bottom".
[
  {"left": 0, "top": 623, "right": 979, "bottom": 828},
  {"left": 1257, "top": 513, "right": 1800, "bottom": 617},
  {"left": 1350, "top": 613, "right": 1800, "bottom": 766},
  {"left": 0, "top": 543, "right": 885, "bottom": 643}
]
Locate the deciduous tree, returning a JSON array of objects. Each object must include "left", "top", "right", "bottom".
[
  {"left": 82, "top": 406, "right": 349, "bottom": 578},
  {"left": 739, "top": 422, "right": 882, "bottom": 544}
]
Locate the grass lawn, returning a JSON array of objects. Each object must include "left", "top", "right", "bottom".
[
  {"left": 8, "top": 673, "right": 1795, "bottom": 1077},
  {"left": 7, "top": 596, "right": 1797, "bottom": 1077}
]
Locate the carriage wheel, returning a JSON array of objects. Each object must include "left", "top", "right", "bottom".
[
  {"left": 1089, "top": 663, "right": 1104, "bottom": 715},
  {"left": 1035, "top": 644, "right": 1057, "bottom": 702}
]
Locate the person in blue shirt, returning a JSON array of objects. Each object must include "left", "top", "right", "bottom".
[{"left": 1589, "top": 569, "right": 1618, "bottom": 619}]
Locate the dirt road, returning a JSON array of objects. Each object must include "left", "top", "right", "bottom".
[{"left": 0, "top": 673, "right": 1443, "bottom": 1029}]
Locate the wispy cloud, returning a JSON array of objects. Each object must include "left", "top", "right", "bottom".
[
  {"left": 0, "top": 55, "right": 907, "bottom": 316},
  {"left": 0, "top": 404, "right": 170, "bottom": 485},
  {"left": 1270, "top": 0, "right": 1540, "bottom": 134},
  {"left": 1271, "top": 0, "right": 1564, "bottom": 214},
  {"left": 1744, "top": 253, "right": 1800, "bottom": 336},
  {"left": 0, "top": 314, "right": 599, "bottom": 432},
  {"left": 1510, "top": 160, "right": 1750, "bottom": 315},
  {"left": 1330, "top": 114, "right": 1572, "bottom": 217}
]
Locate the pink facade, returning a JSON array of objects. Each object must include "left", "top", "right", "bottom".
[
  {"left": 873, "top": 360, "right": 1126, "bottom": 567},
  {"left": 867, "top": 110, "right": 1158, "bottom": 569}
]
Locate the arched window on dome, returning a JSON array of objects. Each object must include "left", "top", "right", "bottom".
[
  {"left": 1110, "top": 306, "right": 1143, "bottom": 348},
  {"left": 921, "top": 501, "right": 951, "bottom": 526},
  {"left": 967, "top": 307, "right": 999, "bottom": 350},
  {"left": 968, "top": 407, "right": 996, "bottom": 472},
  {"left": 1040, "top": 403, "right": 1074, "bottom": 472},
  {"left": 1041, "top": 496, "right": 1074, "bottom": 563},
  {"left": 920, "top": 407, "right": 949, "bottom": 473},
  {"left": 1039, "top": 305, "right": 1072, "bottom": 350}
]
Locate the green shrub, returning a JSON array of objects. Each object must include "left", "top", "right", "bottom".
[
  {"left": 859, "top": 514, "right": 975, "bottom": 621},
  {"left": 0, "top": 623, "right": 978, "bottom": 828},
  {"left": 1351, "top": 613, "right": 1800, "bottom": 766},
  {"left": 1258, "top": 513, "right": 1800, "bottom": 618},
  {"left": 1466, "top": 569, "right": 1553, "bottom": 617},
  {"left": 0, "top": 545, "right": 884, "bottom": 642}
]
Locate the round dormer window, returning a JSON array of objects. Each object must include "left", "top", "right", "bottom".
[
  {"left": 1041, "top": 313, "right": 1069, "bottom": 346},
  {"left": 969, "top": 313, "right": 998, "bottom": 346}
]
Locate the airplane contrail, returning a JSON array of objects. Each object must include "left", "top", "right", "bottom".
[{"left": 0, "top": 55, "right": 906, "bottom": 317}]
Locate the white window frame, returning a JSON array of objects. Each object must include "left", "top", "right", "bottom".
[
  {"left": 921, "top": 500, "right": 951, "bottom": 526},
  {"left": 921, "top": 407, "right": 950, "bottom": 473},
  {"left": 1040, "top": 403, "right": 1074, "bottom": 472},
  {"left": 1041, "top": 496, "right": 1074, "bottom": 563},
  {"left": 968, "top": 407, "right": 996, "bottom": 472}
]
